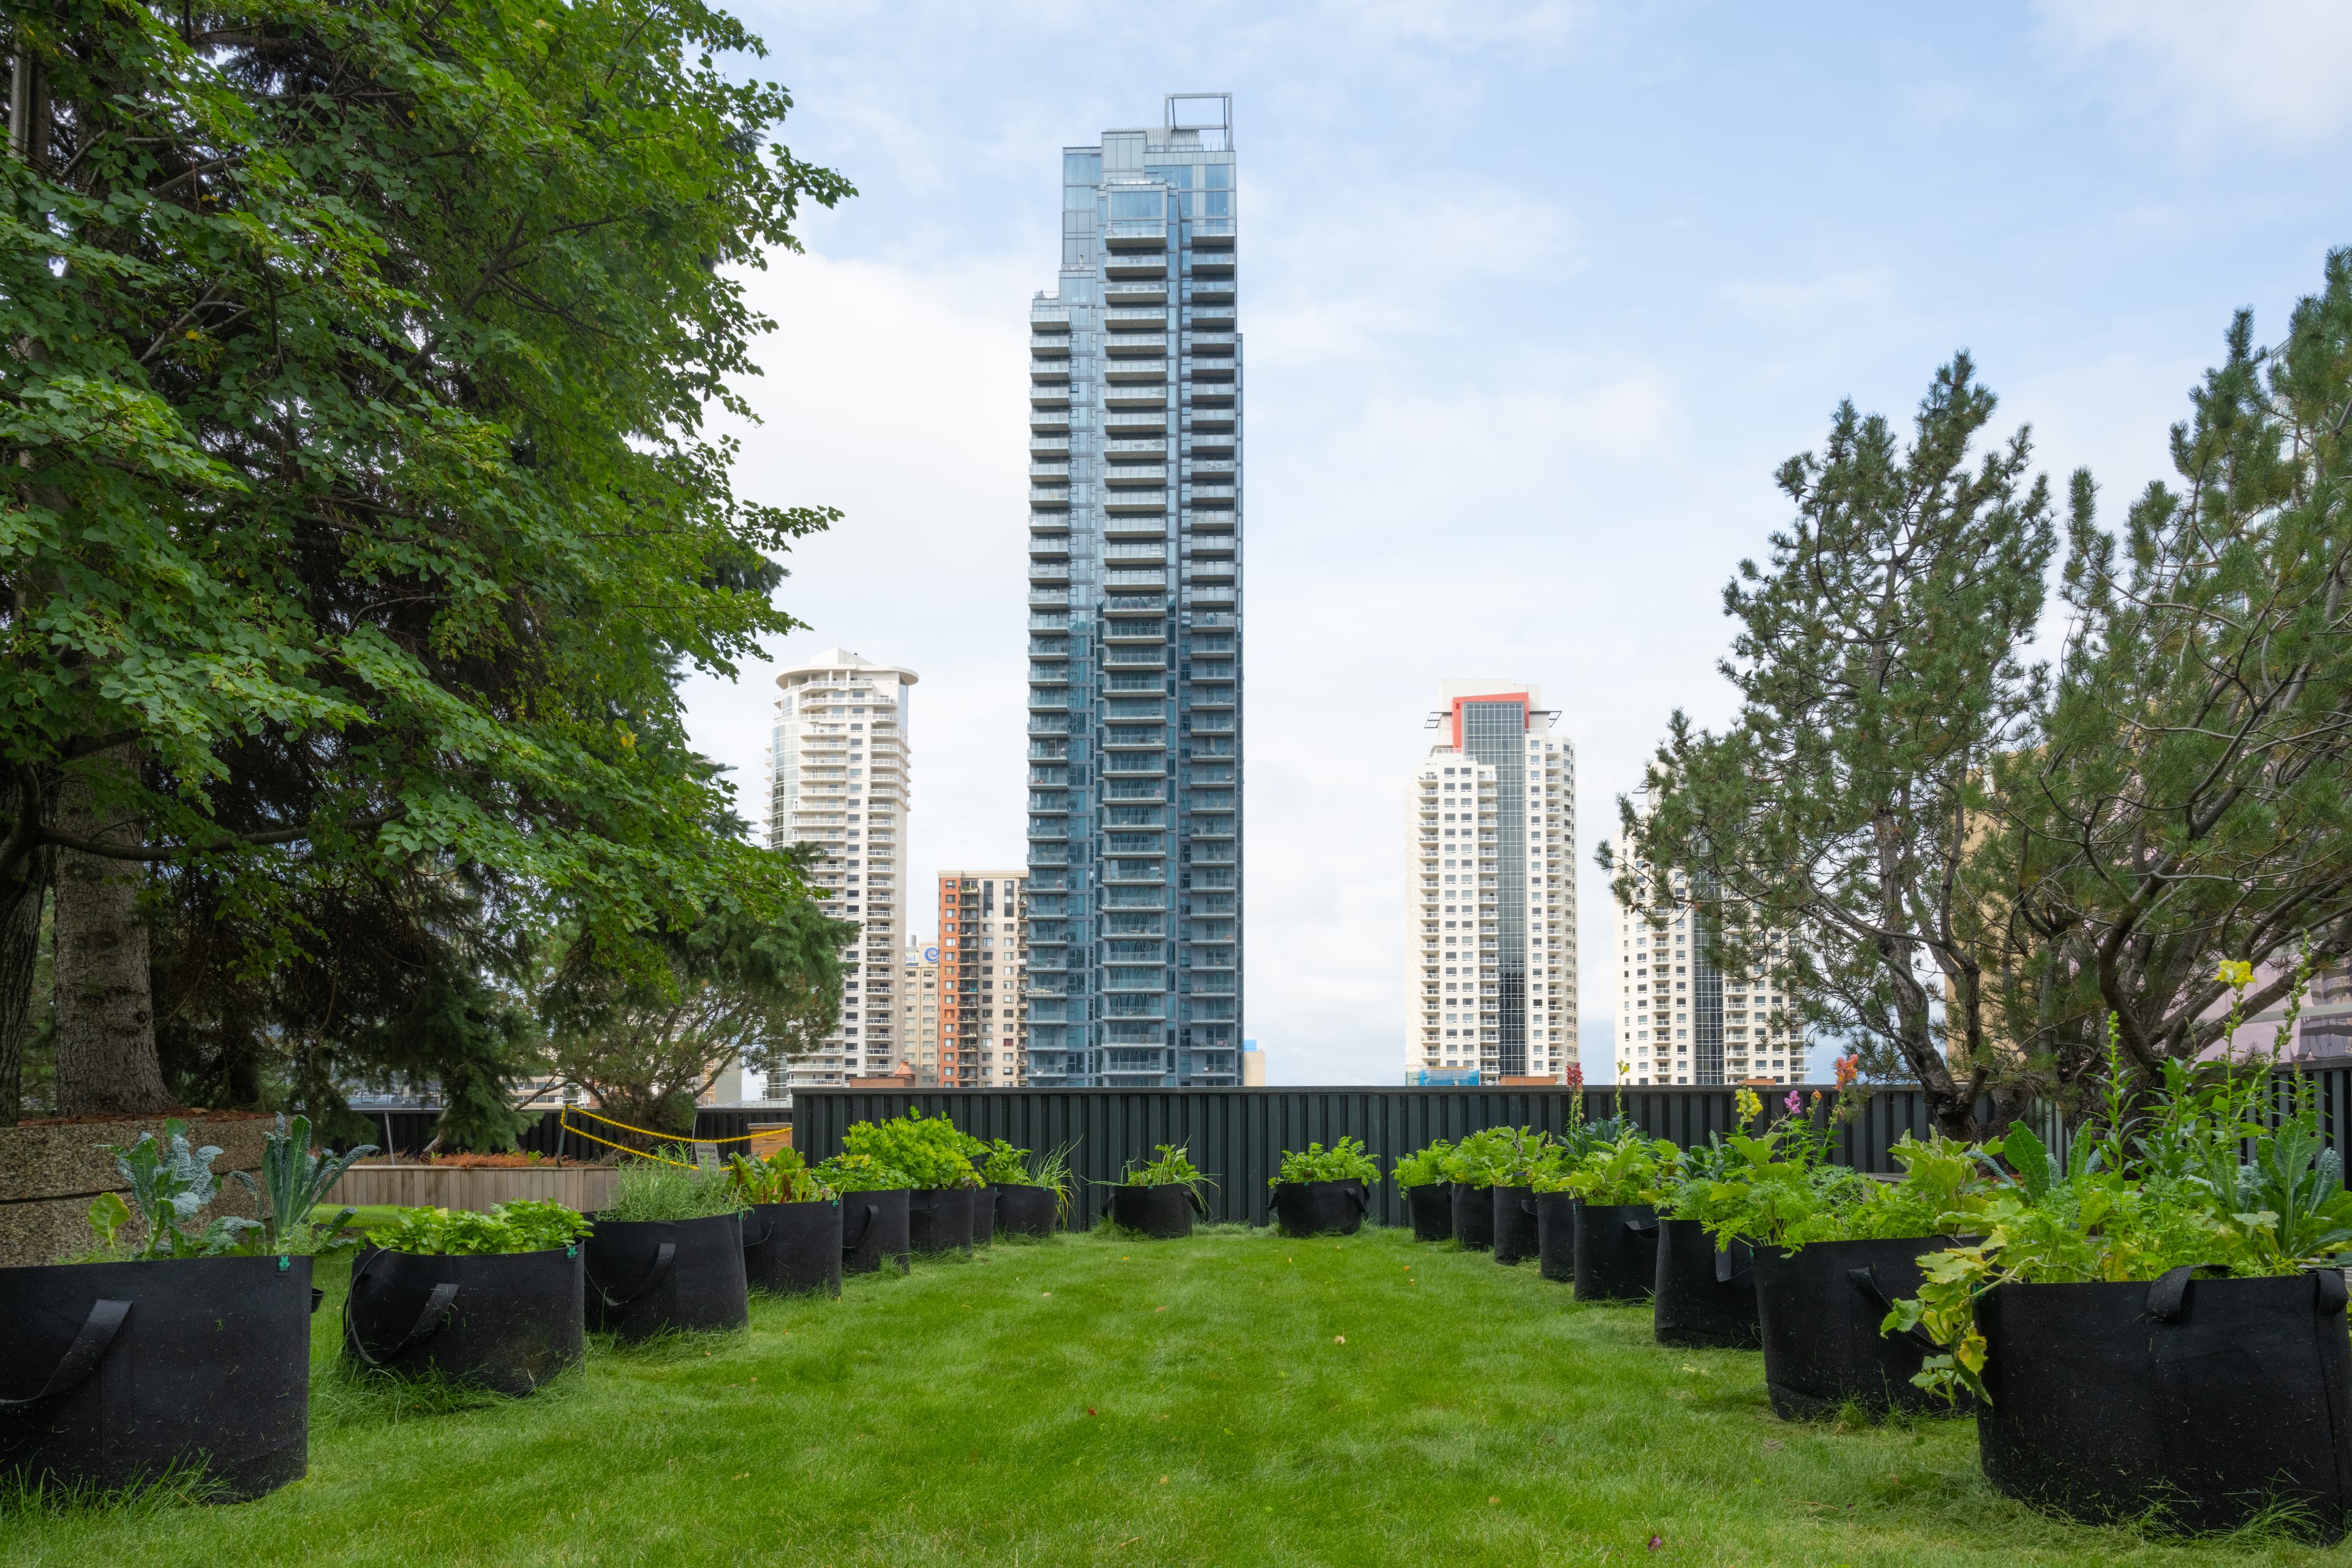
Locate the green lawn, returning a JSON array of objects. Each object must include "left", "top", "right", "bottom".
[{"left": 4, "top": 1224, "right": 2335, "bottom": 1566}]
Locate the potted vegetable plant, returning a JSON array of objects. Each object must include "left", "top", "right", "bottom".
[
  {"left": 845, "top": 1110, "right": 984, "bottom": 1258},
  {"left": 1441, "top": 1127, "right": 1515, "bottom": 1251},
  {"left": 1486, "top": 1128, "right": 1556, "bottom": 1265},
  {"left": 1698, "top": 1110, "right": 1988, "bottom": 1420},
  {"left": 1393, "top": 1141, "right": 1455, "bottom": 1242},
  {"left": 1558, "top": 1129, "right": 1678, "bottom": 1300},
  {"left": 1107, "top": 1144, "right": 1212, "bottom": 1238},
  {"left": 345, "top": 1200, "right": 592, "bottom": 1394},
  {"left": 1649, "top": 1128, "right": 1760, "bottom": 1348},
  {"left": 983, "top": 1139, "right": 1071, "bottom": 1240},
  {"left": 1526, "top": 1113, "right": 1629, "bottom": 1283},
  {"left": 1268, "top": 1137, "right": 1379, "bottom": 1237},
  {"left": 814, "top": 1151, "right": 914, "bottom": 1276},
  {"left": 1888, "top": 1028, "right": 2352, "bottom": 1537},
  {"left": 584, "top": 1153, "right": 748, "bottom": 1340},
  {"left": 1, "top": 1115, "right": 369, "bottom": 1502},
  {"left": 728, "top": 1147, "right": 842, "bottom": 1298}
]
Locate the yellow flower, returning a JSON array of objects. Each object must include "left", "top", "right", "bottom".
[
  {"left": 2217, "top": 960, "right": 2254, "bottom": 989},
  {"left": 1733, "top": 1087, "right": 1763, "bottom": 1121}
]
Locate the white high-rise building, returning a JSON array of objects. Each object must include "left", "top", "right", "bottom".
[
  {"left": 1608, "top": 804, "right": 1806, "bottom": 1086},
  {"left": 1405, "top": 682, "right": 1576, "bottom": 1084},
  {"left": 763, "top": 648, "right": 918, "bottom": 1096}
]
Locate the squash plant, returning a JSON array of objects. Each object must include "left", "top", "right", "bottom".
[
  {"left": 371, "top": 1200, "right": 593, "bottom": 1256},
  {"left": 1270, "top": 1137, "right": 1379, "bottom": 1188}
]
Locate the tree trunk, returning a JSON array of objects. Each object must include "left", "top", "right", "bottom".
[
  {"left": 52, "top": 746, "right": 170, "bottom": 1114},
  {"left": 0, "top": 855, "right": 47, "bottom": 1124}
]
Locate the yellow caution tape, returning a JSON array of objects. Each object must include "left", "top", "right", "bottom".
[{"left": 556, "top": 1107, "right": 787, "bottom": 1169}]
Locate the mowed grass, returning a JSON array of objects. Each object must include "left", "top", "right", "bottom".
[{"left": 4, "top": 1223, "right": 2337, "bottom": 1567}]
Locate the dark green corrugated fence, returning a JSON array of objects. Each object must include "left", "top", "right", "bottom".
[{"left": 791, "top": 1084, "right": 2007, "bottom": 1229}]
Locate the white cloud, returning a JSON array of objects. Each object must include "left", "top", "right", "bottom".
[{"left": 2034, "top": 0, "right": 2352, "bottom": 146}]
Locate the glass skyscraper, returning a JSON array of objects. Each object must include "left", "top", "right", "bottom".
[{"left": 1023, "top": 95, "right": 1242, "bottom": 1088}]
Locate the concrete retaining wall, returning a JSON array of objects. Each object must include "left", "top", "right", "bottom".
[{"left": 0, "top": 1115, "right": 269, "bottom": 1267}]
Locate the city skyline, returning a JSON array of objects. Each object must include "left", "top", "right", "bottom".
[{"left": 678, "top": 7, "right": 2352, "bottom": 1085}]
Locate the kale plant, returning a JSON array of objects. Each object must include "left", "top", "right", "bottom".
[
  {"left": 230, "top": 1114, "right": 375, "bottom": 1253},
  {"left": 89, "top": 1120, "right": 261, "bottom": 1260}
]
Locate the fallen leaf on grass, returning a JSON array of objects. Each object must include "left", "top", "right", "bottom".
[
  {"left": 1158, "top": 1476, "right": 1169, "bottom": 1485},
  {"left": 1333, "top": 1335, "right": 1346, "bottom": 1344},
  {"left": 1155, "top": 1306, "right": 1166, "bottom": 1313},
  {"left": 1487, "top": 1496, "right": 1499, "bottom": 1506},
  {"left": 732, "top": 1472, "right": 749, "bottom": 1480}
]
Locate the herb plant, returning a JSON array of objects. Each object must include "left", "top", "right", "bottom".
[
  {"left": 1270, "top": 1137, "right": 1379, "bottom": 1188},
  {"left": 726, "top": 1147, "right": 832, "bottom": 1205},
  {"left": 86, "top": 1120, "right": 261, "bottom": 1260},
  {"left": 601, "top": 1153, "right": 745, "bottom": 1222},
  {"left": 372, "top": 1201, "right": 594, "bottom": 1256},
  {"left": 1393, "top": 1140, "right": 1452, "bottom": 1189}
]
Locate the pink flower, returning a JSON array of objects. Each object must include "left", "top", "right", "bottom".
[{"left": 1782, "top": 1090, "right": 1802, "bottom": 1116}]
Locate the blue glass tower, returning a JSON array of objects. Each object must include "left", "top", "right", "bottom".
[{"left": 1023, "top": 95, "right": 1241, "bottom": 1088}]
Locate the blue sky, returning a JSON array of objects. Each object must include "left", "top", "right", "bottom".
[{"left": 678, "top": 1, "right": 2352, "bottom": 1084}]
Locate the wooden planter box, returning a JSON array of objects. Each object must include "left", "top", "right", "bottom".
[{"left": 328, "top": 1164, "right": 617, "bottom": 1215}]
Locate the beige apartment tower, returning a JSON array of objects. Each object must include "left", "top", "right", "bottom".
[
  {"left": 764, "top": 648, "right": 918, "bottom": 1095},
  {"left": 938, "top": 871, "right": 1029, "bottom": 1086},
  {"left": 1406, "top": 682, "right": 1576, "bottom": 1084}
]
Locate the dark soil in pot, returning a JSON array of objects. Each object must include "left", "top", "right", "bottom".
[
  {"left": 1977, "top": 1266, "right": 2352, "bottom": 1539},
  {"left": 840, "top": 1189, "right": 911, "bottom": 1275},
  {"left": 1450, "top": 1182, "right": 1495, "bottom": 1252},
  {"left": 1532, "top": 1190, "right": 1577, "bottom": 1283},
  {"left": 1491, "top": 1185, "right": 1539, "bottom": 1265},
  {"left": 1573, "top": 1201, "right": 1659, "bottom": 1303},
  {"left": 1404, "top": 1183, "right": 1452, "bottom": 1243},
  {"left": 741, "top": 1200, "right": 842, "bottom": 1298},
  {"left": 1754, "top": 1235, "right": 1969, "bottom": 1421},
  {"left": 994, "top": 1185, "right": 1060, "bottom": 1238},
  {"left": 344, "top": 1244, "right": 583, "bottom": 1395},
  {"left": 1272, "top": 1179, "right": 1368, "bottom": 1238},
  {"left": 0, "top": 1253, "right": 312, "bottom": 1502},
  {"left": 1652, "top": 1218, "right": 1758, "bottom": 1349},
  {"left": 1109, "top": 1183, "right": 1199, "bottom": 1239},
  {"left": 584, "top": 1212, "right": 748, "bottom": 1340},
  {"left": 908, "top": 1188, "right": 975, "bottom": 1257}
]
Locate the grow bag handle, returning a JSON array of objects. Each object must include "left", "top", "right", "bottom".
[
  {"left": 591, "top": 1242, "right": 677, "bottom": 1309},
  {"left": 741, "top": 1213, "right": 774, "bottom": 1251},
  {"left": 840, "top": 1203, "right": 879, "bottom": 1253},
  {"left": 342, "top": 1250, "right": 463, "bottom": 1368},
  {"left": 1187, "top": 1188, "right": 1210, "bottom": 1218},
  {"left": 2144, "top": 1263, "right": 2236, "bottom": 1324},
  {"left": 1626, "top": 1219, "right": 1660, "bottom": 1238},
  {"left": 1713, "top": 1246, "right": 1754, "bottom": 1285},
  {"left": 1847, "top": 1265, "right": 1947, "bottom": 1357},
  {"left": 1348, "top": 1184, "right": 1371, "bottom": 1216},
  {"left": 1520, "top": 1197, "right": 1539, "bottom": 1218},
  {"left": 0, "top": 1298, "right": 129, "bottom": 1406}
]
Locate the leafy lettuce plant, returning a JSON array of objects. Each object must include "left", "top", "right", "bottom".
[
  {"left": 1120, "top": 1143, "right": 1213, "bottom": 1200},
  {"left": 813, "top": 1151, "right": 914, "bottom": 1193},
  {"left": 1393, "top": 1140, "right": 1453, "bottom": 1189},
  {"left": 1271, "top": 1137, "right": 1379, "bottom": 1188},
  {"left": 373, "top": 1200, "right": 593, "bottom": 1256},
  {"left": 980, "top": 1138, "right": 1033, "bottom": 1184},
  {"left": 1444, "top": 1126, "right": 1552, "bottom": 1188},
  {"left": 726, "top": 1146, "right": 832, "bottom": 1205},
  {"left": 842, "top": 1110, "right": 984, "bottom": 1189},
  {"left": 1548, "top": 1129, "right": 1680, "bottom": 1205},
  {"left": 87, "top": 1119, "right": 261, "bottom": 1260}
]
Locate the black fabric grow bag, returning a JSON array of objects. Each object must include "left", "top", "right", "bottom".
[
  {"left": 0, "top": 1253, "right": 311, "bottom": 1502},
  {"left": 1573, "top": 1200, "right": 1659, "bottom": 1303},
  {"left": 1109, "top": 1183, "right": 1199, "bottom": 1239},
  {"left": 1976, "top": 1266, "right": 2352, "bottom": 1537},
  {"left": 1532, "top": 1190, "right": 1577, "bottom": 1283},
  {"left": 1404, "top": 1183, "right": 1452, "bottom": 1243},
  {"left": 584, "top": 1213, "right": 748, "bottom": 1340},
  {"left": 1653, "top": 1218, "right": 1758, "bottom": 1349},
  {"left": 1450, "top": 1182, "right": 1496, "bottom": 1251},
  {"left": 908, "top": 1188, "right": 975, "bottom": 1256},
  {"left": 972, "top": 1186, "right": 997, "bottom": 1247},
  {"left": 840, "top": 1189, "right": 911, "bottom": 1275},
  {"left": 741, "top": 1200, "right": 842, "bottom": 1298},
  {"left": 1491, "top": 1185, "right": 1539, "bottom": 1265},
  {"left": 344, "top": 1244, "right": 582, "bottom": 1396},
  {"left": 1754, "top": 1235, "right": 1964, "bottom": 1420},
  {"left": 994, "top": 1185, "right": 1059, "bottom": 1237},
  {"left": 1272, "top": 1179, "right": 1368, "bottom": 1238}
]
